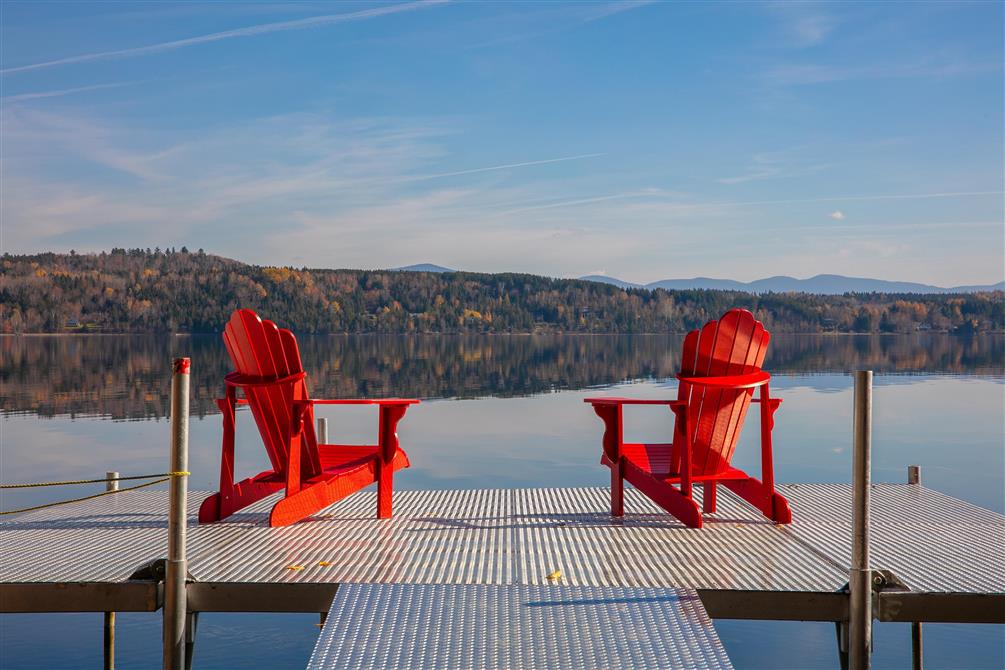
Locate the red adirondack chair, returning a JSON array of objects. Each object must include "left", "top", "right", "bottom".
[
  {"left": 585, "top": 308, "right": 792, "bottom": 528},
  {"left": 198, "top": 309, "right": 419, "bottom": 527}
]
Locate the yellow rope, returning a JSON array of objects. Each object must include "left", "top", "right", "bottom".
[
  {"left": 0, "top": 471, "right": 191, "bottom": 517},
  {"left": 0, "top": 477, "right": 179, "bottom": 516},
  {"left": 0, "top": 472, "right": 190, "bottom": 489}
]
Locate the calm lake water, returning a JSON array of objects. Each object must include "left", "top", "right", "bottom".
[{"left": 1, "top": 333, "right": 1003, "bottom": 669}]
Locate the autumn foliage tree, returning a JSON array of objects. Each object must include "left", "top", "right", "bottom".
[{"left": 1, "top": 250, "right": 1002, "bottom": 334}]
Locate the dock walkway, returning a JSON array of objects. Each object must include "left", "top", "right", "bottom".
[
  {"left": 308, "top": 583, "right": 734, "bottom": 670},
  {"left": 2, "top": 483, "right": 1003, "bottom": 663}
]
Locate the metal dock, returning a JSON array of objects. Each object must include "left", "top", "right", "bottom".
[
  {"left": 308, "top": 584, "right": 734, "bottom": 669},
  {"left": 2, "top": 484, "right": 1002, "bottom": 622}
]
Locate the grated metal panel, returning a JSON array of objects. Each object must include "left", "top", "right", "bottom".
[
  {"left": 0, "top": 491, "right": 205, "bottom": 582},
  {"left": 782, "top": 484, "right": 1005, "bottom": 593},
  {"left": 2, "top": 485, "right": 1001, "bottom": 597},
  {"left": 187, "top": 487, "right": 846, "bottom": 590},
  {"left": 307, "top": 584, "right": 733, "bottom": 670}
]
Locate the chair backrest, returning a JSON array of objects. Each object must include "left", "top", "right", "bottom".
[
  {"left": 675, "top": 309, "right": 770, "bottom": 476},
  {"left": 222, "top": 309, "right": 321, "bottom": 478}
]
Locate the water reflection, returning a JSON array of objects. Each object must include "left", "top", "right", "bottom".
[
  {"left": 2, "top": 336, "right": 1003, "bottom": 669},
  {"left": 2, "top": 334, "right": 1001, "bottom": 420}
]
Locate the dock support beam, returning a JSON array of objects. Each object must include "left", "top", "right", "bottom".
[
  {"left": 164, "top": 358, "right": 190, "bottom": 670},
  {"left": 104, "top": 471, "right": 119, "bottom": 670},
  {"left": 908, "top": 465, "right": 923, "bottom": 670},
  {"left": 850, "top": 371, "right": 873, "bottom": 670}
]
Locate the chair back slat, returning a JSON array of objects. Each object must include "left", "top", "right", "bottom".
[
  {"left": 675, "top": 309, "right": 770, "bottom": 476},
  {"left": 224, "top": 313, "right": 285, "bottom": 473},
  {"left": 277, "top": 328, "right": 322, "bottom": 467},
  {"left": 222, "top": 309, "right": 322, "bottom": 478}
]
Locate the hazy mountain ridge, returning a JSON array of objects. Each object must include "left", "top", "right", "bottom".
[
  {"left": 392, "top": 263, "right": 454, "bottom": 273},
  {"left": 393, "top": 264, "right": 1002, "bottom": 294},
  {"left": 581, "top": 273, "right": 1005, "bottom": 295}
]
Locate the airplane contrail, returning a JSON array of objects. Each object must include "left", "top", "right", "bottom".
[
  {"left": 412, "top": 153, "right": 606, "bottom": 181},
  {"left": 709, "top": 191, "right": 1004, "bottom": 208},
  {"left": 1, "top": 81, "right": 135, "bottom": 102},
  {"left": 2, "top": 0, "right": 449, "bottom": 75},
  {"left": 500, "top": 189, "right": 1004, "bottom": 215}
]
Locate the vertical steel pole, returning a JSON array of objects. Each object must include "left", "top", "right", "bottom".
[
  {"left": 104, "top": 471, "right": 119, "bottom": 670},
  {"left": 317, "top": 417, "right": 328, "bottom": 445},
  {"left": 164, "top": 358, "right": 190, "bottom": 670},
  {"left": 908, "top": 465, "right": 922, "bottom": 670},
  {"left": 850, "top": 371, "right": 873, "bottom": 670}
]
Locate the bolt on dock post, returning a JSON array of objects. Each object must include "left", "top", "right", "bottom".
[
  {"left": 104, "top": 471, "right": 119, "bottom": 670},
  {"left": 850, "top": 371, "right": 873, "bottom": 670},
  {"left": 164, "top": 358, "right": 190, "bottom": 670}
]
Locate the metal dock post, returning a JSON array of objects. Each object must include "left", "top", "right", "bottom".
[
  {"left": 850, "top": 371, "right": 873, "bottom": 670},
  {"left": 908, "top": 465, "right": 923, "bottom": 670},
  {"left": 164, "top": 358, "right": 190, "bottom": 670},
  {"left": 104, "top": 471, "right": 119, "bottom": 670}
]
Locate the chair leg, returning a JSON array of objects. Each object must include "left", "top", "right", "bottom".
[
  {"left": 622, "top": 463, "right": 701, "bottom": 528},
  {"left": 722, "top": 476, "right": 792, "bottom": 524},
  {"left": 198, "top": 476, "right": 283, "bottom": 523},
  {"left": 703, "top": 482, "right": 717, "bottom": 514},
  {"left": 377, "top": 459, "right": 393, "bottom": 519},
  {"left": 611, "top": 458, "right": 625, "bottom": 517}
]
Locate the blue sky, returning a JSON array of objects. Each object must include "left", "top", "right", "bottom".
[{"left": 2, "top": 1, "right": 1002, "bottom": 285}]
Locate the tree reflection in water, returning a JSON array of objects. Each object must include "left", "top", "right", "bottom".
[{"left": 1, "top": 333, "right": 1001, "bottom": 420}]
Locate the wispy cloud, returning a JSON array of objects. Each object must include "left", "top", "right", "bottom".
[
  {"left": 717, "top": 168, "right": 782, "bottom": 185},
  {"left": 498, "top": 189, "right": 1003, "bottom": 217},
  {"left": 497, "top": 191, "right": 657, "bottom": 216},
  {"left": 766, "top": 1, "right": 839, "bottom": 48},
  {"left": 764, "top": 60, "right": 1001, "bottom": 86},
  {"left": 4, "top": 103, "right": 1000, "bottom": 283},
  {"left": 726, "top": 191, "right": 1004, "bottom": 206},
  {"left": 411, "top": 153, "right": 605, "bottom": 181},
  {"left": 1, "top": 81, "right": 135, "bottom": 103},
  {"left": 1, "top": 0, "right": 448, "bottom": 75},
  {"left": 829, "top": 210, "right": 845, "bottom": 220},
  {"left": 582, "top": 0, "right": 656, "bottom": 23},
  {"left": 463, "top": 0, "right": 654, "bottom": 50},
  {"left": 2, "top": 107, "right": 169, "bottom": 180},
  {"left": 717, "top": 149, "right": 829, "bottom": 185}
]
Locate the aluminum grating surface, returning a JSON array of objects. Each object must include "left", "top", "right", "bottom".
[
  {"left": 782, "top": 484, "right": 1005, "bottom": 593},
  {"left": 2, "top": 485, "right": 1002, "bottom": 596},
  {"left": 307, "top": 584, "right": 733, "bottom": 670},
  {"left": 185, "top": 486, "right": 846, "bottom": 590},
  {"left": 0, "top": 491, "right": 206, "bottom": 582}
]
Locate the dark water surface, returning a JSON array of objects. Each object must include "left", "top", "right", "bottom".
[{"left": 1, "top": 334, "right": 1003, "bottom": 669}]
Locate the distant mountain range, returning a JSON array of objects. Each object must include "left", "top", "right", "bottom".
[
  {"left": 393, "top": 265, "right": 1004, "bottom": 295},
  {"left": 583, "top": 274, "right": 1005, "bottom": 295}
]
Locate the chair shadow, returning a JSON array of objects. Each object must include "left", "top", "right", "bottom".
[
  {"left": 523, "top": 592, "right": 702, "bottom": 608},
  {"left": 0, "top": 512, "right": 171, "bottom": 530},
  {"left": 405, "top": 511, "right": 773, "bottom": 531}
]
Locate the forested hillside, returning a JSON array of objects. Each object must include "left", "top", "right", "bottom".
[{"left": 1, "top": 250, "right": 1001, "bottom": 334}]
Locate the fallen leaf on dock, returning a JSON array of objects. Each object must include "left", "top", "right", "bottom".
[
  {"left": 546, "top": 569, "right": 562, "bottom": 582},
  {"left": 317, "top": 561, "right": 331, "bottom": 567},
  {"left": 285, "top": 564, "right": 305, "bottom": 571}
]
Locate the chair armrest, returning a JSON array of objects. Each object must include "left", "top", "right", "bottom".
[
  {"left": 676, "top": 371, "right": 770, "bottom": 389},
  {"left": 584, "top": 397, "right": 688, "bottom": 407},
  {"left": 301, "top": 398, "right": 420, "bottom": 406},
  {"left": 225, "top": 370, "right": 306, "bottom": 388}
]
